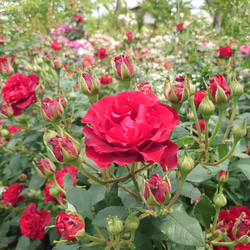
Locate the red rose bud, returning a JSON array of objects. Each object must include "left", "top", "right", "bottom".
[
  {"left": 217, "top": 170, "right": 228, "bottom": 185},
  {"left": 78, "top": 70, "right": 100, "bottom": 96},
  {"left": 55, "top": 211, "right": 85, "bottom": 242},
  {"left": 213, "top": 192, "right": 227, "bottom": 208},
  {"left": 125, "top": 212, "right": 140, "bottom": 233},
  {"left": 139, "top": 82, "right": 153, "bottom": 94},
  {"left": 94, "top": 48, "right": 107, "bottom": 60},
  {"left": 124, "top": 32, "right": 133, "bottom": 43},
  {"left": 143, "top": 173, "right": 171, "bottom": 207},
  {"left": 36, "top": 158, "right": 56, "bottom": 178},
  {"left": 112, "top": 54, "right": 135, "bottom": 82},
  {"left": 216, "top": 46, "right": 234, "bottom": 58},
  {"left": 164, "top": 75, "right": 190, "bottom": 111},
  {"left": 177, "top": 151, "right": 194, "bottom": 177},
  {"left": 209, "top": 74, "right": 231, "bottom": 104},
  {"left": 41, "top": 97, "right": 65, "bottom": 122},
  {"left": 194, "top": 90, "right": 207, "bottom": 106},
  {"left": 198, "top": 93, "right": 215, "bottom": 120},
  {"left": 232, "top": 120, "right": 247, "bottom": 143},
  {"left": 176, "top": 23, "right": 184, "bottom": 31},
  {"left": 44, "top": 130, "right": 81, "bottom": 163},
  {"left": 1, "top": 102, "right": 14, "bottom": 119},
  {"left": 106, "top": 216, "right": 123, "bottom": 235}
]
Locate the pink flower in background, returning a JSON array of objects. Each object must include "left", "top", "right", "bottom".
[
  {"left": 0, "top": 36, "right": 4, "bottom": 45},
  {"left": 240, "top": 45, "right": 250, "bottom": 55},
  {"left": 125, "top": 32, "right": 133, "bottom": 42},
  {"left": 176, "top": 23, "right": 184, "bottom": 31}
]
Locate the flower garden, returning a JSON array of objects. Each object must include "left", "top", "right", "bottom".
[{"left": 0, "top": 0, "right": 250, "bottom": 249}]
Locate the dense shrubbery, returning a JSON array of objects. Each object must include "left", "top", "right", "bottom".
[{"left": 0, "top": 1, "right": 250, "bottom": 249}]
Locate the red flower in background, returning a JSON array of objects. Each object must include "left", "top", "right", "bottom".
[
  {"left": 69, "top": 2, "right": 75, "bottom": 6},
  {"left": 139, "top": 82, "right": 153, "bottom": 94},
  {"left": 74, "top": 15, "right": 83, "bottom": 24},
  {"left": 0, "top": 56, "right": 14, "bottom": 75},
  {"left": 94, "top": 48, "right": 107, "bottom": 60},
  {"left": 1, "top": 73, "right": 39, "bottom": 116},
  {"left": 2, "top": 183, "right": 26, "bottom": 207},
  {"left": 50, "top": 42, "right": 61, "bottom": 51},
  {"left": 0, "top": 36, "right": 4, "bottom": 45},
  {"left": 216, "top": 46, "right": 234, "bottom": 58},
  {"left": 20, "top": 203, "right": 51, "bottom": 240},
  {"left": 43, "top": 166, "right": 78, "bottom": 205},
  {"left": 193, "top": 120, "right": 205, "bottom": 135},
  {"left": 100, "top": 75, "right": 112, "bottom": 85},
  {"left": 125, "top": 32, "right": 133, "bottom": 42},
  {"left": 194, "top": 90, "right": 207, "bottom": 106},
  {"left": 176, "top": 23, "right": 184, "bottom": 31},
  {"left": 82, "top": 91, "right": 180, "bottom": 171}
]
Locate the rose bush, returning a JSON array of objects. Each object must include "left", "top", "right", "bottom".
[{"left": 82, "top": 91, "right": 180, "bottom": 171}]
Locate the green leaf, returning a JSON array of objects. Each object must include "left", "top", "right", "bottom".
[
  {"left": 52, "top": 243, "right": 76, "bottom": 250},
  {"left": 22, "top": 131, "right": 43, "bottom": 144},
  {"left": 29, "top": 172, "right": 45, "bottom": 189},
  {"left": 194, "top": 195, "right": 215, "bottom": 228},
  {"left": 105, "top": 183, "right": 118, "bottom": 206},
  {"left": 186, "top": 164, "right": 220, "bottom": 183},
  {"left": 3, "top": 153, "right": 21, "bottom": 176},
  {"left": 231, "top": 159, "right": 250, "bottom": 180},
  {"left": 150, "top": 211, "right": 204, "bottom": 247},
  {"left": 89, "top": 184, "right": 106, "bottom": 206},
  {"left": 92, "top": 206, "right": 128, "bottom": 228},
  {"left": 66, "top": 186, "right": 93, "bottom": 220},
  {"left": 16, "top": 236, "right": 30, "bottom": 250},
  {"left": 181, "top": 182, "right": 201, "bottom": 200}
]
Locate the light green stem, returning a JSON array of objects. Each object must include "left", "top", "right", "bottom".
[
  {"left": 165, "top": 174, "right": 186, "bottom": 211},
  {"left": 188, "top": 96, "right": 202, "bottom": 142},
  {"left": 204, "top": 118, "right": 209, "bottom": 151},
  {"left": 119, "top": 80, "right": 130, "bottom": 91},
  {"left": 51, "top": 174, "right": 66, "bottom": 196},
  {"left": 83, "top": 233, "right": 106, "bottom": 245},
  {"left": 211, "top": 240, "right": 238, "bottom": 247},
  {"left": 130, "top": 162, "right": 140, "bottom": 195},
  {"left": 222, "top": 101, "right": 237, "bottom": 142},
  {"left": 212, "top": 206, "right": 220, "bottom": 233},
  {"left": 208, "top": 103, "right": 227, "bottom": 147}
]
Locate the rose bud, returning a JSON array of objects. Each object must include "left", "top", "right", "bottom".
[
  {"left": 112, "top": 54, "right": 135, "bottom": 82},
  {"left": 40, "top": 97, "right": 66, "bottom": 122},
  {"left": 213, "top": 192, "right": 227, "bottom": 208},
  {"left": 209, "top": 74, "right": 231, "bottom": 104},
  {"left": 177, "top": 151, "right": 194, "bottom": 177},
  {"left": 143, "top": 173, "right": 171, "bottom": 207},
  {"left": 194, "top": 90, "right": 207, "bottom": 106},
  {"left": 232, "top": 216, "right": 250, "bottom": 244},
  {"left": 36, "top": 158, "right": 56, "bottom": 178},
  {"left": 52, "top": 58, "right": 63, "bottom": 71},
  {"left": 216, "top": 46, "right": 234, "bottom": 58},
  {"left": 44, "top": 130, "right": 81, "bottom": 163},
  {"left": 125, "top": 213, "right": 140, "bottom": 233},
  {"left": 55, "top": 211, "right": 85, "bottom": 242},
  {"left": 164, "top": 75, "right": 190, "bottom": 112},
  {"left": 69, "top": 89, "right": 76, "bottom": 101},
  {"left": 231, "top": 78, "right": 244, "bottom": 101},
  {"left": 176, "top": 23, "right": 184, "bottom": 31},
  {"left": 198, "top": 93, "right": 215, "bottom": 120},
  {"left": 217, "top": 171, "right": 228, "bottom": 185},
  {"left": 124, "top": 32, "right": 133, "bottom": 43},
  {"left": 232, "top": 120, "right": 247, "bottom": 143},
  {"left": 78, "top": 70, "right": 100, "bottom": 96},
  {"left": 1, "top": 102, "right": 14, "bottom": 119},
  {"left": 106, "top": 216, "right": 123, "bottom": 235},
  {"left": 139, "top": 81, "right": 153, "bottom": 94}
]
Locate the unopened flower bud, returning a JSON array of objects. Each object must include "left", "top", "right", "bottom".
[
  {"left": 20, "top": 174, "right": 27, "bottom": 181},
  {"left": 177, "top": 151, "right": 194, "bottom": 177},
  {"left": 231, "top": 78, "right": 244, "bottom": 100},
  {"left": 106, "top": 216, "right": 123, "bottom": 235},
  {"left": 1, "top": 102, "right": 14, "bottom": 119},
  {"left": 112, "top": 54, "right": 135, "bottom": 82},
  {"left": 78, "top": 70, "right": 100, "bottom": 96},
  {"left": 52, "top": 58, "right": 63, "bottom": 71},
  {"left": 237, "top": 235, "right": 250, "bottom": 244},
  {"left": 0, "top": 129, "right": 10, "bottom": 137},
  {"left": 217, "top": 171, "right": 228, "bottom": 185},
  {"left": 199, "top": 93, "right": 215, "bottom": 120},
  {"left": 49, "top": 185, "right": 60, "bottom": 197},
  {"left": 232, "top": 120, "right": 247, "bottom": 143},
  {"left": 69, "top": 89, "right": 76, "bottom": 101},
  {"left": 213, "top": 192, "right": 227, "bottom": 208},
  {"left": 187, "top": 108, "right": 194, "bottom": 119},
  {"left": 33, "top": 64, "right": 41, "bottom": 73},
  {"left": 143, "top": 173, "right": 171, "bottom": 207},
  {"left": 125, "top": 213, "right": 140, "bottom": 233},
  {"left": 36, "top": 158, "right": 56, "bottom": 178}
]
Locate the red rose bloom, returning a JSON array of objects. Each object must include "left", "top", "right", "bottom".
[
  {"left": 176, "top": 23, "right": 184, "bottom": 31},
  {"left": 82, "top": 91, "right": 180, "bottom": 171},
  {"left": 20, "top": 203, "right": 51, "bottom": 240},
  {"left": 140, "top": 82, "right": 153, "bottom": 94},
  {"left": 216, "top": 46, "right": 234, "bottom": 58},
  {"left": 2, "top": 183, "right": 26, "bottom": 207},
  {"left": 69, "top": 2, "right": 75, "bottom": 6},
  {"left": 193, "top": 120, "right": 205, "bottom": 135},
  {"left": 74, "top": 15, "right": 83, "bottom": 24},
  {"left": 214, "top": 205, "right": 250, "bottom": 250},
  {"left": 194, "top": 90, "right": 207, "bottom": 106},
  {"left": 43, "top": 166, "right": 78, "bottom": 205},
  {"left": 100, "top": 75, "right": 112, "bottom": 85},
  {"left": 94, "top": 48, "right": 107, "bottom": 60},
  {"left": 55, "top": 211, "right": 85, "bottom": 241},
  {"left": 50, "top": 42, "right": 61, "bottom": 51},
  {"left": 0, "top": 36, "right": 4, "bottom": 45},
  {"left": 209, "top": 75, "right": 230, "bottom": 103},
  {"left": 1, "top": 73, "right": 39, "bottom": 116}
]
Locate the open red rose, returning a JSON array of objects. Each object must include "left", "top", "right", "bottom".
[
  {"left": 194, "top": 90, "right": 207, "bottom": 106},
  {"left": 2, "top": 183, "right": 26, "bottom": 207},
  {"left": 50, "top": 42, "right": 61, "bottom": 51},
  {"left": 1, "top": 73, "right": 39, "bottom": 116},
  {"left": 94, "top": 48, "right": 107, "bottom": 60},
  {"left": 55, "top": 211, "right": 85, "bottom": 241},
  {"left": 100, "top": 75, "right": 112, "bottom": 85},
  {"left": 82, "top": 91, "right": 180, "bottom": 171},
  {"left": 215, "top": 205, "right": 250, "bottom": 250},
  {"left": 20, "top": 203, "right": 51, "bottom": 240},
  {"left": 43, "top": 166, "right": 78, "bottom": 205},
  {"left": 216, "top": 46, "right": 234, "bottom": 58},
  {"left": 193, "top": 119, "right": 205, "bottom": 135}
]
